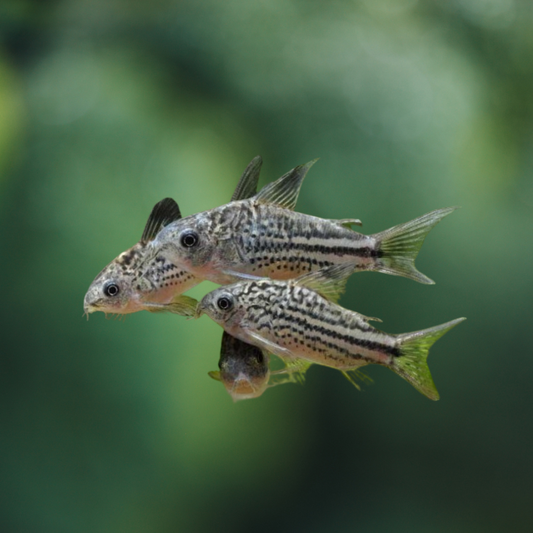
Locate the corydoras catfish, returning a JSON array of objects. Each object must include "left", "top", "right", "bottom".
[
  {"left": 208, "top": 332, "right": 311, "bottom": 401},
  {"left": 197, "top": 264, "right": 466, "bottom": 400},
  {"left": 83, "top": 198, "right": 199, "bottom": 316},
  {"left": 83, "top": 156, "right": 264, "bottom": 316},
  {"left": 148, "top": 160, "right": 456, "bottom": 286}
]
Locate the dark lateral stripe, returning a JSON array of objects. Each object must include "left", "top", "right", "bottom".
[
  {"left": 285, "top": 242, "right": 383, "bottom": 258},
  {"left": 277, "top": 309, "right": 400, "bottom": 357},
  {"left": 246, "top": 244, "right": 382, "bottom": 262},
  {"left": 269, "top": 320, "right": 397, "bottom": 360}
]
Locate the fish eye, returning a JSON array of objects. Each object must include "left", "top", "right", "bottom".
[
  {"left": 180, "top": 230, "right": 199, "bottom": 248},
  {"left": 104, "top": 282, "right": 120, "bottom": 297},
  {"left": 217, "top": 296, "right": 233, "bottom": 311}
]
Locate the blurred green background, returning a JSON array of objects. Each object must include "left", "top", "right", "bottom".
[{"left": 1, "top": 1, "right": 532, "bottom": 532}]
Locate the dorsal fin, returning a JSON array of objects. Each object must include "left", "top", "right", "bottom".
[
  {"left": 294, "top": 263, "right": 355, "bottom": 303},
  {"left": 231, "top": 156, "right": 262, "bottom": 201},
  {"left": 141, "top": 198, "right": 182, "bottom": 244},
  {"left": 253, "top": 159, "right": 317, "bottom": 210}
]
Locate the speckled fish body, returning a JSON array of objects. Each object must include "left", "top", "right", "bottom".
[
  {"left": 148, "top": 161, "right": 456, "bottom": 286},
  {"left": 83, "top": 157, "right": 264, "bottom": 317},
  {"left": 198, "top": 265, "right": 466, "bottom": 400}
]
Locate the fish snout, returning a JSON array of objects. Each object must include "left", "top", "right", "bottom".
[
  {"left": 227, "top": 374, "right": 263, "bottom": 401},
  {"left": 194, "top": 300, "right": 206, "bottom": 319},
  {"left": 83, "top": 290, "right": 99, "bottom": 314}
]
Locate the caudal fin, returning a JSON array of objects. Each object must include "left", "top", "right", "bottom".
[
  {"left": 393, "top": 317, "right": 466, "bottom": 400},
  {"left": 372, "top": 207, "right": 457, "bottom": 284}
]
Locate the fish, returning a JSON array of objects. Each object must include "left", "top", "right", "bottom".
[
  {"left": 208, "top": 332, "right": 312, "bottom": 401},
  {"left": 83, "top": 156, "right": 264, "bottom": 316},
  {"left": 196, "top": 263, "right": 466, "bottom": 400},
  {"left": 145, "top": 159, "right": 456, "bottom": 288},
  {"left": 83, "top": 197, "right": 199, "bottom": 316}
]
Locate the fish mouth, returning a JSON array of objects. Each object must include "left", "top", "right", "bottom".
[
  {"left": 83, "top": 301, "right": 98, "bottom": 314},
  {"left": 83, "top": 301, "right": 98, "bottom": 320},
  {"left": 194, "top": 303, "right": 204, "bottom": 319},
  {"left": 229, "top": 376, "right": 261, "bottom": 400}
]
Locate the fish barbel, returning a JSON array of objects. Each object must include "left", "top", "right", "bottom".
[
  {"left": 147, "top": 160, "right": 456, "bottom": 286},
  {"left": 197, "top": 264, "right": 466, "bottom": 400},
  {"left": 209, "top": 332, "right": 311, "bottom": 401},
  {"left": 83, "top": 156, "right": 264, "bottom": 316}
]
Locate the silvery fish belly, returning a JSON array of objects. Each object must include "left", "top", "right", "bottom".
[
  {"left": 198, "top": 264, "right": 466, "bottom": 400},
  {"left": 153, "top": 160, "right": 456, "bottom": 286}
]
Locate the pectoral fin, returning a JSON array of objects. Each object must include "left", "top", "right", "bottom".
[
  {"left": 222, "top": 270, "right": 267, "bottom": 281},
  {"left": 245, "top": 330, "right": 294, "bottom": 359},
  {"left": 141, "top": 198, "right": 182, "bottom": 244},
  {"left": 208, "top": 370, "right": 222, "bottom": 381},
  {"left": 144, "top": 295, "right": 198, "bottom": 317},
  {"left": 253, "top": 159, "right": 317, "bottom": 210}
]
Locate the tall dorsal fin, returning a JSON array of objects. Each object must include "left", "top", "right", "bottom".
[
  {"left": 231, "top": 156, "right": 262, "bottom": 201},
  {"left": 294, "top": 263, "right": 355, "bottom": 303},
  {"left": 141, "top": 198, "right": 182, "bottom": 244},
  {"left": 253, "top": 159, "right": 317, "bottom": 210}
]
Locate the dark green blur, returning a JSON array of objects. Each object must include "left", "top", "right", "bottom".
[{"left": 1, "top": 1, "right": 531, "bottom": 532}]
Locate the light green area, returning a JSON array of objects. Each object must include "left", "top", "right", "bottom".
[{"left": 1, "top": 2, "right": 532, "bottom": 532}]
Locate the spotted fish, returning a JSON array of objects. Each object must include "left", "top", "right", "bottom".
[
  {"left": 208, "top": 332, "right": 311, "bottom": 401},
  {"left": 197, "top": 264, "right": 466, "bottom": 400},
  {"left": 83, "top": 198, "right": 199, "bottom": 316},
  {"left": 83, "top": 156, "right": 264, "bottom": 316},
  {"left": 146, "top": 160, "right": 456, "bottom": 287}
]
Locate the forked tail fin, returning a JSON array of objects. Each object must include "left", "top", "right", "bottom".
[
  {"left": 393, "top": 317, "right": 466, "bottom": 400},
  {"left": 372, "top": 207, "right": 457, "bottom": 284}
]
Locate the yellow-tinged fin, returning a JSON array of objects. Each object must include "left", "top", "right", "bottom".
[
  {"left": 341, "top": 367, "right": 373, "bottom": 391},
  {"left": 141, "top": 198, "right": 182, "bottom": 244},
  {"left": 294, "top": 263, "right": 356, "bottom": 303},
  {"left": 281, "top": 356, "right": 312, "bottom": 384},
  {"left": 208, "top": 370, "right": 222, "bottom": 381},
  {"left": 253, "top": 159, "right": 317, "bottom": 210},
  {"left": 373, "top": 207, "right": 458, "bottom": 285},
  {"left": 393, "top": 317, "right": 466, "bottom": 400},
  {"left": 269, "top": 357, "right": 312, "bottom": 387},
  {"left": 231, "top": 156, "right": 262, "bottom": 201},
  {"left": 144, "top": 295, "right": 199, "bottom": 316}
]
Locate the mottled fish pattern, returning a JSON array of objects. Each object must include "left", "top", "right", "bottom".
[
  {"left": 83, "top": 198, "right": 199, "bottom": 316},
  {"left": 146, "top": 161, "right": 456, "bottom": 286},
  {"left": 198, "top": 264, "right": 466, "bottom": 400},
  {"left": 83, "top": 157, "right": 264, "bottom": 316}
]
